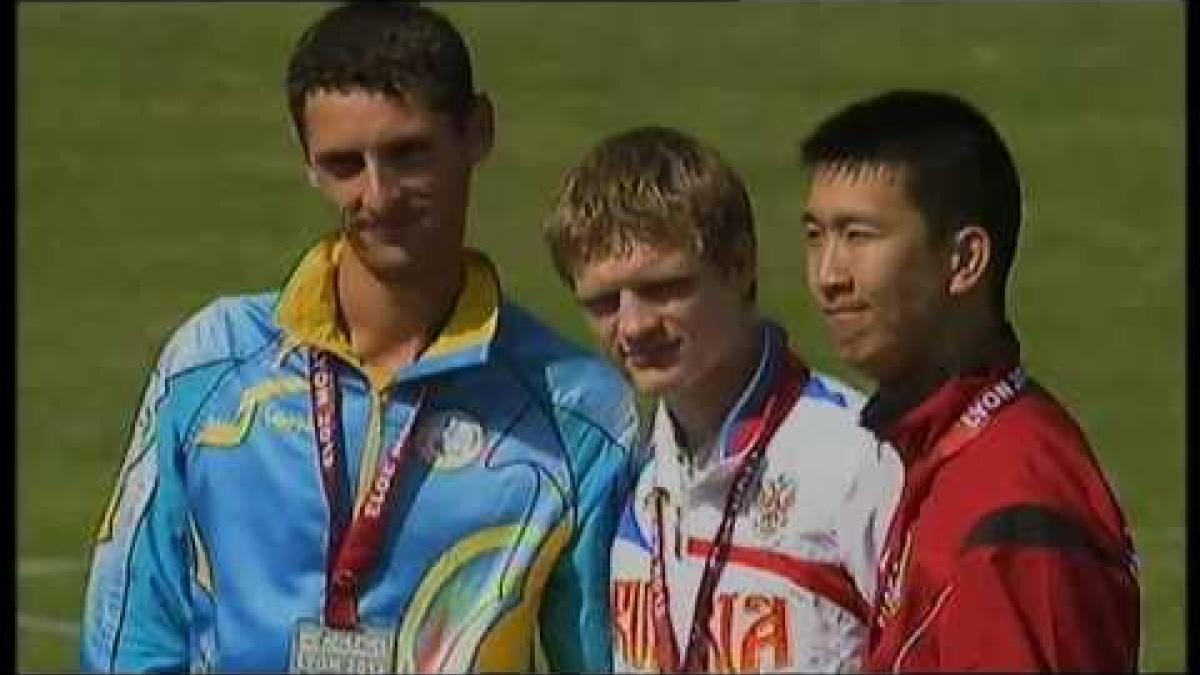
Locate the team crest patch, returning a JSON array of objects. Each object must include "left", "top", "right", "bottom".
[
  {"left": 415, "top": 409, "right": 485, "bottom": 470},
  {"left": 753, "top": 473, "right": 796, "bottom": 538}
]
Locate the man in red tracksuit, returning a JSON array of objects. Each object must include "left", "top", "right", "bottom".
[{"left": 796, "top": 89, "right": 1140, "bottom": 671}]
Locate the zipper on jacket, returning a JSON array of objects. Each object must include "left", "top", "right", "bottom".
[{"left": 352, "top": 384, "right": 386, "bottom": 514}]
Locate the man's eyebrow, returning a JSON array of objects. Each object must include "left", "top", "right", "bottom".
[
  {"left": 381, "top": 137, "right": 434, "bottom": 154},
  {"left": 804, "top": 210, "right": 878, "bottom": 228},
  {"left": 311, "top": 136, "right": 433, "bottom": 164},
  {"left": 635, "top": 271, "right": 692, "bottom": 286},
  {"left": 575, "top": 285, "right": 617, "bottom": 302},
  {"left": 312, "top": 148, "right": 361, "bottom": 165}
]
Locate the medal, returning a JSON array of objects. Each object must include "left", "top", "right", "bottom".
[{"left": 290, "top": 620, "right": 396, "bottom": 674}]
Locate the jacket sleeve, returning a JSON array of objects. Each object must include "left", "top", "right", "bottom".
[
  {"left": 933, "top": 507, "right": 1141, "bottom": 671},
  {"left": 537, "top": 402, "right": 641, "bottom": 673},
  {"left": 80, "top": 360, "right": 195, "bottom": 672}
]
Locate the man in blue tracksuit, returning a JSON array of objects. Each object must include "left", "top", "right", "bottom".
[{"left": 80, "top": 3, "right": 640, "bottom": 672}]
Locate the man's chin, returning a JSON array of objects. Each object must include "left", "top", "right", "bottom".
[
  {"left": 365, "top": 256, "right": 419, "bottom": 280},
  {"left": 625, "top": 367, "right": 682, "bottom": 397},
  {"left": 349, "top": 240, "right": 421, "bottom": 279},
  {"left": 836, "top": 341, "right": 888, "bottom": 382}
]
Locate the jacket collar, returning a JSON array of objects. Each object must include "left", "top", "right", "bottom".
[
  {"left": 862, "top": 323, "right": 1022, "bottom": 466},
  {"left": 653, "top": 320, "right": 804, "bottom": 481},
  {"left": 274, "top": 233, "right": 501, "bottom": 385}
]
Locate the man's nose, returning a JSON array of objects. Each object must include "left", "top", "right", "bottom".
[
  {"left": 361, "top": 157, "right": 402, "bottom": 213},
  {"left": 813, "top": 238, "right": 852, "bottom": 298},
  {"left": 616, "top": 291, "right": 659, "bottom": 340}
]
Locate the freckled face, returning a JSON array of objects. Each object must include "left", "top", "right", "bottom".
[{"left": 571, "top": 242, "right": 752, "bottom": 398}]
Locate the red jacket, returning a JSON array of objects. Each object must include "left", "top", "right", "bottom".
[{"left": 863, "top": 362, "right": 1139, "bottom": 672}]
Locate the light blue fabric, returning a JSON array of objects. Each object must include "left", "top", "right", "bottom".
[{"left": 81, "top": 286, "right": 639, "bottom": 673}]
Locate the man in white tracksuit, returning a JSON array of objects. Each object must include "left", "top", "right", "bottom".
[{"left": 543, "top": 125, "right": 903, "bottom": 673}]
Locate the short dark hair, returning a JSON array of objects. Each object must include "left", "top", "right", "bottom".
[
  {"left": 285, "top": 2, "right": 476, "bottom": 151},
  {"left": 800, "top": 90, "right": 1022, "bottom": 309}
]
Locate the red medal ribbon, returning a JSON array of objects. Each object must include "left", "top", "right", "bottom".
[
  {"left": 650, "top": 354, "right": 808, "bottom": 673},
  {"left": 308, "top": 349, "right": 428, "bottom": 629},
  {"left": 870, "top": 366, "right": 1027, "bottom": 637}
]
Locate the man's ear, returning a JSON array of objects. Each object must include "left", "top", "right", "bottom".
[
  {"left": 948, "top": 225, "right": 991, "bottom": 296},
  {"left": 305, "top": 165, "right": 319, "bottom": 188},
  {"left": 466, "top": 93, "right": 495, "bottom": 165}
]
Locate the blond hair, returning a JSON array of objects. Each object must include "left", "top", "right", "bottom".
[{"left": 544, "top": 126, "right": 756, "bottom": 295}]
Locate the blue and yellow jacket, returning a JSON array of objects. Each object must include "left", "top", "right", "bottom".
[{"left": 80, "top": 235, "right": 641, "bottom": 673}]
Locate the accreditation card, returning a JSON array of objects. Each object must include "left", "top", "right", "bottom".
[{"left": 289, "top": 619, "right": 396, "bottom": 674}]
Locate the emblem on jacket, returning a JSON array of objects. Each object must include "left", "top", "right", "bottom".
[
  {"left": 753, "top": 473, "right": 796, "bottom": 539},
  {"left": 416, "top": 409, "right": 485, "bottom": 470}
]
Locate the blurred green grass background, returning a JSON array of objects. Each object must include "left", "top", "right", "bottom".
[{"left": 18, "top": 2, "right": 1183, "bottom": 672}]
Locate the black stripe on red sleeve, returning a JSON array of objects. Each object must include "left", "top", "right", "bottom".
[{"left": 960, "top": 504, "right": 1125, "bottom": 568}]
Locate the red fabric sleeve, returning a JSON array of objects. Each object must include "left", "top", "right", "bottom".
[{"left": 934, "top": 546, "right": 1139, "bottom": 671}]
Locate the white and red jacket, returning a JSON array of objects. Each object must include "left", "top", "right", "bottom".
[{"left": 610, "top": 323, "right": 903, "bottom": 673}]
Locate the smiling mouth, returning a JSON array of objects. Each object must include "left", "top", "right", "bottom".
[
  {"left": 623, "top": 342, "right": 680, "bottom": 369},
  {"left": 350, "top": 203, "right": 430, "bottom": 229},
  {"left": 362, "top": 214, "right": 414, "bottom": 230},
  {"left": 822, "top": 307, "right": 870, "bottom": 335},
  {"left": 349, "top": 214, "right": 428, "bottom": 244},
  {"left": 824, "top": 304, "right": 867, "bottom": 318}
]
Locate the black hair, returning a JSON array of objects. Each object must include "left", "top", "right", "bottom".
[
  {"left": 800, "top": 89, "right": 1023, "bottom": 310},
  {"left": 285, "top": 2, "right": 475, "bottom": 151}
]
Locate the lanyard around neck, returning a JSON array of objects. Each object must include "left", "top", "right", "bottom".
[
  {"left": 308, "top": 349, "right": 429, "bottom": 629},
  {"left": 649, "top": 355, "right": 807, "bottom": 673}
]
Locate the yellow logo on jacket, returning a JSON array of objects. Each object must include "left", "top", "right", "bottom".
[{"left": 195, "top": 377, "right": 309, "bottom": 448}]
